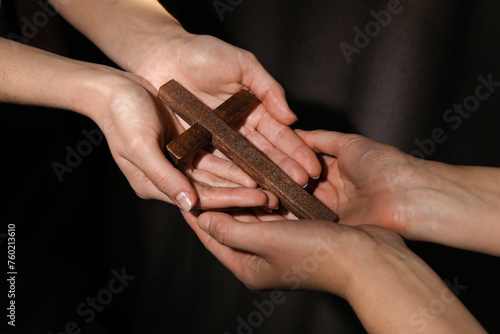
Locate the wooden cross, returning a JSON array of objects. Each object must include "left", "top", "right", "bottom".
[{"left": 159, "top": 80, "right": 338, "bottom": 221}]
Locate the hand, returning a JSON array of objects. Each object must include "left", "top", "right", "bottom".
[
  {"left": 182, "top": 210, "right": 484, "bottom": 333},
  {"left": 83, "top": 67, "right": 279, "bottom": 211},
  {"left": 297, "top": 130, "right": 500, "bottom": 255},
  {"left": 184, "top": 209, "right": 406, "bottom": 295},
  {"left": 131, "top": 32, "right": 322, "bottom": 186},
  {"left": 296, "top": 129, "right": 414, "bottom": 232}
]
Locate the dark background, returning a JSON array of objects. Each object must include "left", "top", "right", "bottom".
[{"left": 2, "top": 0, "right": 500, "bottom": 333}]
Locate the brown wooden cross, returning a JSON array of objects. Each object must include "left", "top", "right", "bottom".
[{"left": 159, "top": 80, "right": 338, "bottom": 221}]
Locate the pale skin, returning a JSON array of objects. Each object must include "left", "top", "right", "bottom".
[
  {"left": 184, "top": 129, "right": 499, "bottom": 333},
  {"left": 5, "top": 1, "right": 495, "bottom": 330},
  {"left": 296, "top": 130, "right": 500, "bottom": 256},
  {"left": 1, "top": 0, "right": 321, "bottom": 210}
]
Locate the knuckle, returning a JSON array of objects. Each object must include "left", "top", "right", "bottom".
[
  {"left": 151, "top": 174, "right": 173, "bottom": 193},
  {"left": 342, "top": 134, "right": 366, "bottom": 149},
  {"left": 234, "top": 256, "right": 273, "bottom": 291},
  {"left": 127, "top": 177, "right": 153, "bottom": 200},
  {"left": 134, "top": 190, "right": 150, "bottom": 200},
  {"left": 123, "top": 135, "right": 149, "bottom": 156},
  {"left": 243, "top": 280, "right": 263, "bottom": 292},
  {"left": 244, "top": 50, "right": 258, "bottom": 62},
  {"left": 273, "top": 126, "right": 288, "bottom": 144},
  {"left": 238, "top": 267, "right": 265, "bottom": 291},
  {"left": 132, "top": 184, "right": 153, "bottom": 200}
]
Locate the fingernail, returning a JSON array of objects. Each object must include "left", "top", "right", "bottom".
[
  {"left": 176, "top": 192, "right": 193, "bottom": 212},
  {"left": 302, "top": 183, "right": 309, "bottom": 189},
  {"left": 312, "top": 175, "right": 320, "bottom": 180}
]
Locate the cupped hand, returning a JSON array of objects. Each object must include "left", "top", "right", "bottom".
[
  {"left": 298, "top": 130, "right": 500, "bottom": 254},
  {"left": 92, "top": 68, "right": 278, "bottom": 211},
  {"left": 183, "top": 209, "right": 407, "bottom": 297},
  {"left": 132, "top": 32, "right": 321, "bottom": 186},
  {"left": 296, "top": 130, "right": 415, "bottom": 235}
]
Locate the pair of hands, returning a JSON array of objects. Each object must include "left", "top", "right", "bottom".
[{"left": 184, "top": 129, "right": 416, "bottom": 293}]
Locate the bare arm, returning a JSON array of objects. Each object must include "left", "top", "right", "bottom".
[
  {"left": 183, "top": 210, "right": 486, "bottom": 333},
  {"left": 0, "top": 37, "right": 114, "bottom": 119},
  {"left": 48, "top": 0, "right": 182, "bottom": 76}
]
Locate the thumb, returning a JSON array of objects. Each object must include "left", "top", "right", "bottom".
[
  {"left": 134, "top": 142, "right": 197, "bottom": 211},
  {"left": 296, "top": 129, "right": 351, "bottom": 157},
  {"left": 197, "top": 212, "right": 267, "bottom": 254}
]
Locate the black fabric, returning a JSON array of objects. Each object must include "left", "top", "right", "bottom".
[
  {"left": 2, "top": 0, "right": 500, "bottom": 333},
  {"left": 205, "top": 1, "right": 500, "bottom": 332}
]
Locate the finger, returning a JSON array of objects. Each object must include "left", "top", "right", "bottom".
[
  {"left": 275, "top": 206, "right": 299, "bottom": 220},
  {"left": 183, "top": 211, "right": 239, "bottom": 256},
  {"left": 296, "top": 129, "right": 355, "bottom": 157},
  {"left": 262, "top": 190, "right": 280, "bottom": 210},
  {"left": 231, "top": 210, "right": 264, "bottom": 223},
  {"left": 242, "top": 130, "right": 309, "bottom": 186},
  {"left": 193, "top": 183, "right": 279, "bottom": 211},
  {"left": 183, "top": 167, "right": 243, "bottom": 188},
  {"left": 250, "top": 208, "right": 287, "bottom": 222},
  {"left": 191, "top": 150, "right": 257, "bottom": 188},
  {"left": 245, "top": 108, "right": 322, "bottom": 179},
  {"left": 197, "top": 212, "right": 271, "bottom": 254},
  {"left": 239, "top": 50, "right": 297, "bottom": 125}
]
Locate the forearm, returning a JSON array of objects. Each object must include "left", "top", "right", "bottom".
[
  {"left": 49, "top": 0, "right": 186, "bottom": 75},
  {"left": 344, "top": 246, "right": 485, "bottom": 333},
  {"left": 0, "top": 37, "right": 128, "bottom": 123},
  {"left": 407, "top": 159, "right": 500, "bottom": 255}
]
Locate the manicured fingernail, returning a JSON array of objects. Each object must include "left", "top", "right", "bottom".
[
  {"left": 176, "top": 192, "right": 193, "bottom": 212},
  {"left": 303, "top": 183, "right": 308, "bottom": 189},
  {"left": 312, "top": 175, "right": 320, "bottom": 180}
]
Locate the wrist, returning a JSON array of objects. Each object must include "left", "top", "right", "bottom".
[
  {"left": 51, "top": 0, "right": 189, "bottom": 82},
  {"left": 339, "top": 233, "right": 408, "bottom": 303},
  {"left": 320, "top": 227, "right": 411, "bottom": 300},
  {"left": 403, "top": 157, "right": 500, "bottom": 254},
  {"left": 56, "top": 63, "right": 119, "bottom": 121},
  {"left": 129, "top": 27, "right": 193, "bottom": 89},
  {"left": 71, "top": 65, "right": 156, "bottom": 130},
  {"left": 340, "top": 233, "right": 483, "bottom": 333},
  {"left": 123, "top": 14, "right": 189, "bottom": 71}
]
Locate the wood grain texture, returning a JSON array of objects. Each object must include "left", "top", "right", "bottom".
[
  {"left": 160, "top": 80, "right": 338, "bottom": 221},
  {"left": 167, "top": 89, "right": 259, "bottom": 165}
]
